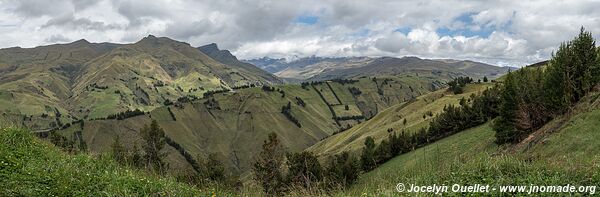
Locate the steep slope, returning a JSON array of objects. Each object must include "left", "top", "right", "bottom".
[
  {"left": 307, "top": 83, "right": 493, "bottom": 158},
  {"left": 0, "top": 127, "right": 210, "bottom": 196},
  {"left": 274, "top": 57, "right": 372, "bottom": 80},
  {"left": 55, "top": 75, "right": 442, "bottom": 176},
  {"left": 198, "top": 43, "right": 281, "bottom": 84},
  {"left": 0, "top": 36, "right": 281, "bottom": 128},
  {"left": 309, "top": 56, "right": 508, "bottom": 81},
  {"left": 342, "top": 84, "right": 600, "bottom": 196},
  {"left": 0, "top": 40, "right": 122, "bottom": 128}
]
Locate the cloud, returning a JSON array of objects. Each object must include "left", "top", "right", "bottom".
[
  {"left": 42, "top": 13, "right": 121, "bottom": 30},
  {"left": 0, "top": 0, "right": 598, "bottom": 67}
]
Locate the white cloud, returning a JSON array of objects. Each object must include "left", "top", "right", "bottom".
[{"left": 0, "top": 0, "right": 599, "bottom": 67}]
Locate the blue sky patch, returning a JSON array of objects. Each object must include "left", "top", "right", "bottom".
[
  {"left": 294, "top": 15, "right": 319, "bottom": 25},
  {"left": 394, "top": 27, "right": 412, "bottom": 34},
  {"left": 436, "top": 12, "right": 494, "bottom": 38}
]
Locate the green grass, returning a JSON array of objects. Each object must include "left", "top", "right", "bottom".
[
  {"left": 527, "top": 108, "right": 600, "bottom": 163},
  {"left": 341, "top": 121, "right": 600, "bottom": 196},
  {"left": 0, "top": 127, "right": 230, "bottom": 196},
  {"left": 307, "top": 83, "right": 493, "bottom": 157}
]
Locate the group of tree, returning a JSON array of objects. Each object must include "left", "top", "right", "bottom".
[
  {"left": 253, "top": 133, "right": 360, "bottom": 196},
  {"left": 348, "top": 87, "right": 362, "bottom": 96},
  {"left": 281, "top": 102, "right": 302, "bottom": 128},
  {"left": 111, "top": 120, "right": 167, "bottom": 174},
  {"left": 494, "top": 27, "right": 600, "bottom": 144},
  {"left": 447, "top": 76, "right": 474, "bottom": 94},
  {"left": 295, "top": 97, "right": 306, "bottom": 107},
  {"left": 111, "top": 120, "right": 238, "bottom": 188},
  {"left": 359, "top": 87, "right": 501, "bottom": 173},
  {"left": 106, "top": 109, "right": 145, "bottom": 120}
]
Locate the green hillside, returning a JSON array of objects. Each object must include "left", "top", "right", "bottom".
[
  {"left": 341, "top": 77, "right": 600, "bottom": 196},
  {"left": 0, "top": 36, "right": 281, "bottom": 130},
  {"left": 307, "top": 83, "right": 493, "bottom": 158},
  {"left": 0, "top": 127, "right": 223, "bottom": 196},
  {"left": 54, "top": 75, "right": 442, "bottom": 177}
]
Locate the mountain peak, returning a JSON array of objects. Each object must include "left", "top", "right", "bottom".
[
  {"left": 198, "top": 43, "right": 220, "bottom": 52},
  {"left": 73, "top": 39, "right": 90, "bottom": 44}
]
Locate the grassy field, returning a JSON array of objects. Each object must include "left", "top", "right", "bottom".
[
  {"left": 0, "top": 127, "right": 231, "bottom": 196},
  {"left": 338, "top": 88, "right": 600, "bottom": 196},
  {"left": 56, "top": 75, "right": 441, "bottom": 178},
  {"left": 341, "top": 119, "right": 600, "bottom": 196},
  {"left": 307, "top": 83, "right": 494, "bottom": 158}
]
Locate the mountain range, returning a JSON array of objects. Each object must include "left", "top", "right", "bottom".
[
  {"left": 244, "top": 56, "right": 508, "bottom": 81},
  {"left": 0, "top": 36, "right": 509, "bottom": 178},
  {"left": 0, "top": 36, "right": 279, "bottom": 128}
]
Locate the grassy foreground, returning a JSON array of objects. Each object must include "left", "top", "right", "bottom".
[
  {"left": 342, "top": 120, "right": 600, "bottom": 196},
  {"left": 0, "top": 127, "right": 228, "bottom": 196}
]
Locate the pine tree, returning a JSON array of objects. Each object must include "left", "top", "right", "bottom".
[
  {"left": 483, "top": 76, "right": 488, "bottom": 82},
  {"left": 493, "top": 72, "right": 520, "bottom": 144},
  {"left": 325, "top": 151, "right": 360, "bottom": 187},
  {"left": 253, "top": 133, "right": 287, "bottom": 196},
  {"left": 140, "top": 120, "right": 167, "bottom": 174},
  {"left": 205, "top": 153, "right": 225, "bottom": 181},
  {"left": 571, "top": 27, "right": 598, "bottom": 97},
  {"left": 286, "top": 151, "right": 323, "bottom": 189},
  {"left": 544, "top": 42, "right": 572, "bottom": 114},
  {"left": 360, "top": 136, "right": 376, "bottom": 171},
  {"left": 111, "top": 135, "right": 127, "bottom": 165},
  {"left": 374, "top": 139, "right": 391, "bottom": 164}
]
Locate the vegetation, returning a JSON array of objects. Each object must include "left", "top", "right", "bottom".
[
  {"left": 253, "top": 133, "right": 287, "bottom": 196},
  {"left": 494, "top": 27, "right": 600, "bottom": 145},
  {"left": 106, "top": 109, "right": 145, "bottom": 120},
  {"left": 140, "top": 120, "right": 168, "bottom": 174},
  {"left": 0, "top": 127, "right": 211, "bottom": 196},
  {"left": 447, "top": 76, "right": 474, "bottom": 94},
  {"left": 281, "top": 102, "right": 302, "bottom": 128}
]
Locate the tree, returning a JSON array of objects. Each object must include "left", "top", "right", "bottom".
[
  {"left": 286, "top": 151, "right": 323, "bottom": 189},
  {"left": 493, "top": 72, "right": 520, "bottom": 144},
  {"left": 325, "top": 151, "right": 360, "bottom": 187},
  {"left": 360, "top": 136, "right": 376, "bottom": 171},
  {"left": 253, "top": 133, "right": 287, "bottom": 196},
  {"left": 140, "top": 120, "right": 167, "bottom": 174},
  {"left": 205, "top": 153, "right": 226, "bottom": 182},
  {"left": 572, "top": 27, "right": 599, "bottom": 99},
  {"left": 111, "top": 135, "right": 127, "bottom": 165},
  {"left": 483, "top": 76, "right": 488, "bottom": 82},
  {"left": 374, "top": 139, "right": 391, "bottom": 164}
]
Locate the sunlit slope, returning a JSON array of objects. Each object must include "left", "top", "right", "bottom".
[
  {"left": 56, "top": 75, "right": 441, "bottom": 175},
  {"left": 343, "top": 86, "right": 600, "bottom": 196},
  {"left": 307, "top": 83, "right": 493, "bottom": 157},
  {"left": 344, "top": 123, "right": 497, "bottom": 195},
  {"left": 0, "top": 127, "right": 208, "bottom": 196},
  {"left": 0, "top": 36, "right": 281, "bottom": 129}
]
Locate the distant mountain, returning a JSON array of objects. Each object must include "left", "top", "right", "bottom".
[
  {"left": 243, "top": 57, "right": 289, "bottom": 73},
  {"left": 308, "top": 56, "right": 508, "bottom": 81},
  {"left": 0, "top": 36, "right": 281, "bottom": 128},
  {"left": 244, "top": 56, "right": 508, "bottom": 81},
  {"left": 198, "top": 43, "right": 282, "bottom": 83}
]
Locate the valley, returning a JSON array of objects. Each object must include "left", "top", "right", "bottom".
[{"left": 0, "top": 19, "right": 598, "bottom": 196}]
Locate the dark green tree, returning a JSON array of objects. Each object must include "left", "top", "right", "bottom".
[
  {"left": 205, "top": 153, "right": 226, "bottom": 182},
  {"left": 325, "top": 151, "right": 360, "bottom": 188},
  {"left": 360, "top": 136, "right": 376, "bottom": 171},
  {"left": 253, "top": 133, "right": 287, "bottom": 196},
  {"left": 493, "top": 72, "right": 520, "bottom": 144},
  {"left": 286, "top": 151, "right": 323, "bottom": 189},
  {"left": 140, "top": 120, "right": 167, "bottom": 174},
  {"left": 111, "top": 135, "right": 127, "bottom": 165}
]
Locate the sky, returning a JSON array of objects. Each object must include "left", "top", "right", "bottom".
[{"left": 0, "top": 0, "right": 599, "bottom": 67}]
